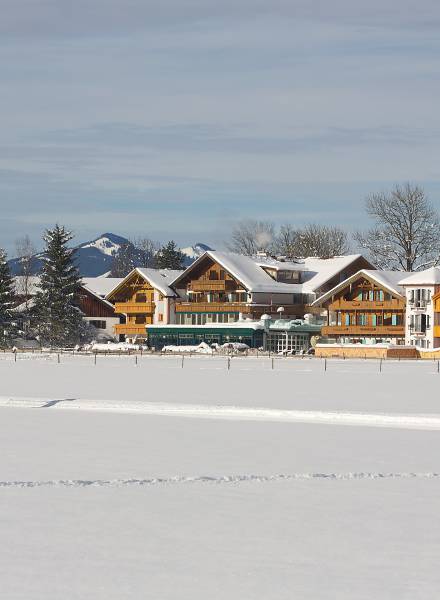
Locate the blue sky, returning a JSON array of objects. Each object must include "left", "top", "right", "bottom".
[{"left": 1, "top": 0, "right": 440, "bottom": 254}]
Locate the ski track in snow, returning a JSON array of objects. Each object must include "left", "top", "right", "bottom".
[
  {"left": 2, "top": 396, "right": 440, "bottom": 431},
  {"left": 1, "top": 473, "right": 439, "bottom": 489}
]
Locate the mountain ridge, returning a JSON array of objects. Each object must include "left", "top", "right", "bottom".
[{"left": 8, "top": 233, "right": 213, "bottom": 277}]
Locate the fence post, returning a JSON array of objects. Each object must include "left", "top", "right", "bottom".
[
  {"left": 227, "top": 357, "right": 230, "bottom": 371},
  {"left": 94, "top": 352, "right": 97, "bottom": 365},
  {"left": 324, "top": 358, "right": 327, "bottom": 372},
  {"left": 379, "top": 358, "right": 382, "bottom": 372},
  {"left": 57, "top": 353, "right": 60, "bottom": 364},
  {"left": 437, "top": 360, "right": 439, "bottom": 374},
  {"left": 271, "top": 357, "right": 274, "bottom": 370},
  {"left": 135, "top": 355, "right": 138, "bottom": 366},
  {"left": 181, "top": 355, "right": 184, "bottom": 369}
]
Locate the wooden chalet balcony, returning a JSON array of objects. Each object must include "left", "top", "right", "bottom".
[
  {"left": 114, "top": 323, "right": 147, "bottom": 335},
  {"left": 189, "top": 280, "right": 231, "bottom": 292},
  {"left": 329, "top": 299, "right": 403, "bottom": 310},
  {"left": 175, "top": 302, "right": 251, "bottom": 313},
  {"left": 114, "top": 302, "right": 155, "bottom": 314},
  {"left": 322, "top": 325, "right": 405, "bottom": 336}
]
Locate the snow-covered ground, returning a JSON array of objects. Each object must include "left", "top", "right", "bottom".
[{"left": 1, "top": 354, "right": 440, "bottom": 598}]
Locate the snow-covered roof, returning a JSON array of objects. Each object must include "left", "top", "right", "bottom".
[
  {"left": 398, "top": 267, "right": 440, "bottom": 286},
  {"left": 171, "top": 251, "right": 367, "bottom": 294},
  {"left": 82, "top": 277, "right": 124, "bottom": 298},
  {"left": 106, "top": 267, "right": 185, "bottom": 298},
  {"left": 204, "top": 252, "right": 302, "bottom": 292},
  {"left": 13, "top": 275, "right": 124, "bottom": 301},
  {"left": 299, "top": 255, "right": 369, "bottom": 293},
  {"left": 146, "top": 321, "right": 265, "bottom": 331},
  {"left": 136, "top": 268, "right": 184, "bottom": 297},
  {"left": 311, "top": 269, "right": 407, "bottom": 306}
]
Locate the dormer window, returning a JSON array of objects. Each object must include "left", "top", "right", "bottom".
[{"left": 277, "top": 270, "right": 300, "bottom": 283}]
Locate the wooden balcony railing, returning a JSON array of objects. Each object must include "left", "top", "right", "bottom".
[
  {"left": 175, "top": 302, "right": 251, "bottom": 313},
  {"left": 432, "top": 326, "right": 440, "bottom": 338},
  {"left": 189, "top": 280, "right": 228, "bottom": 292},
  {"left": 322, "top": 325, "right": 405, "bottom": 336},
  {"left": 114, "top": 302, "right": 155, "bottom": 314},
  {"left": 114, "top": 324, "right": 147, "bottom": 335},
  {"left": 329, "top": 299, "right": 404, "bottom": 310}
]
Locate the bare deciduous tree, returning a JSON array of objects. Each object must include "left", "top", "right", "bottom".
[
  {"left": 110, "top": 237, "right": 160, "bottom": 277},
  {"left": 15, "top": 235, "right": 37, "bottom": 310},
  {"left": 110, "top": 243, "right": 138, "bottom": 277},
  {"left": 354, "top": 183, "right": 440, "bottom": 271},
  {"left": 132, "top": 236, "right": 159, "bottom": 268},
  {"left": 275, "top": 224, "right": 298, "bottom": 259},
  {"left": 275, "top": 224, "right": 349, "bottom": 259},
  {"left": 227, "top": 220, "right": 275, "bottom": 255}
]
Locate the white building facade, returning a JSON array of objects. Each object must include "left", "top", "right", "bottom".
[{"left": 399, "top": 268, "right": 440, "bottom": 350}]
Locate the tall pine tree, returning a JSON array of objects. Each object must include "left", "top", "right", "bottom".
[
  {"left": 155, "top": 241, "right": 184, "bottom": 270},
  {"left": 0, "top": 249, "right": 16, "bottom": 347},
  {"left": 33, "top": 225, "right": 83, "bottom": 347}
]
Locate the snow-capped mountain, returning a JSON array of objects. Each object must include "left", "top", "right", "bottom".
[
  {"left": 80, "top": 232, "right": 127, "bottom": 257},
  {"left": 180, "top": 243, "right": 213, "bottom": 266},
  {"left": 8, "top": 233, "right": 128, "bottom": 278},
  {"left": 8, "top": 234, "right": 213, "bottom": 277}
]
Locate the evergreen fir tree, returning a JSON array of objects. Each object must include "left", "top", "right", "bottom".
[
  {"left": 155, "top": 241, "right": 184, "bottom": 270},
  {"left": 0, "top": 249, "right": 16, "bottom": 347},
  {"left": 33, "top": 225, "right": 83, "bottom": 347}
]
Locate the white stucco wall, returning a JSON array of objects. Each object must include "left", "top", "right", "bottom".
[{"left": 404, "top": 286, "right": 435, "bottom": 348}]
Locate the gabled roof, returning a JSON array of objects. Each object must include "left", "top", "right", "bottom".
[
  {"left": 12, "top": 275, "right": 118, "bottom": 311},
  {"left": 170, "top": 251, "right": 370, "bottom": 294},
  {"left": 398, "top": 267, "right": 440, "bottom": 286},
  {"left": 299, "top": 255, "right": 371, "bottom": 293},
  {"left": 136, "top": 268, "right": 184, "bottom": 296},
  {"left": 311, "top": 269, "right": 408, "bottom": 306},
  {"left": 13, "top": 275, "right": 121, "bottom": 303},
  {"left": 170, "top": 251, "right": 301, "bottom": 292},
  {"left": 106, "top": 267, "right": 184, "bottom": 299}
]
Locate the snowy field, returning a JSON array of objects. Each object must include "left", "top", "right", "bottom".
[{"left": 1, "top": 354, "right": 440, "bottom": 598}]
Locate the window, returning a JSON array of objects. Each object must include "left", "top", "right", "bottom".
[
  {"left": 158, "top": 313, "right": 163, "bottom": 322},
  {"left": 135, "top": 316, "right": 146, "bottom": 324},
  {"left": 136, "top": 293, "right": 147, "bottom": 303},
  {"left": 90, "top": 320, "right": 106, "bottom": 329},
  {"left": 277, "top": 270, "right": 300, "bottom": 284},
  {"left": 267, "top": 332, "right": 309, "bottom": 354},
  {"left": 209, "top": 270, "right": 218, "bottom": 280}
]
